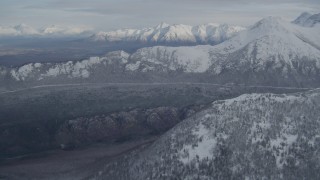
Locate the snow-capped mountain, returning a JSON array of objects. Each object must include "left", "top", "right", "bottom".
[
  {"left": 293, "top": 12, "right": 320, "bottom": 27},
  {"left": 94, "top": 89, "right": 320, "bottom": 179},
  {"left": 124, "top": 16, "right": 320, "bottom": 85},
  {"left": 90, "top": 22, "right": 245, "bottom": 45},
  {"left": 1, "top": 15, "right": 320, "bottom": 88},
  {"left": 207, "top": 16, "right": 320, "bottom": 76},
  {"left": 0, "top": 24, "right": 93, "bottom": 37}
]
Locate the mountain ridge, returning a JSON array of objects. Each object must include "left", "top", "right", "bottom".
[{"left": 90, "top": 22, "right": 245, "bottom": 45}]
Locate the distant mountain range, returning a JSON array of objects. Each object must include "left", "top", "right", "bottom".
[
  {"left": 94, "top": 89, "right": 320, "bottom": 179},
  {"left": 1, "top": 12, "right": 318, "bottom": 41},
  {"left": 89, "top": 22, "right": 245, "bottom": 45},
  {"left": 0, "top": 24, "right": 93, "bottom": 37},
  {"left": 1, "top": 13, "right": 319, "bottom": 89}
]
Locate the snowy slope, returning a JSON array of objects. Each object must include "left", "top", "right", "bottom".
[
  {"left": 90, "top": 22, "right": 245, "bottom": 44},
  {"left": 129, "top": 45, "right": 212, "bottom": 73},
  {"left": 95, "top": 89, "right": 320, "bottom": 179}
]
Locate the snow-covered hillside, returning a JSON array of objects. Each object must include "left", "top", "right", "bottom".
[
  {"left": 90, "top": 22, "right": 245, "bottom": 45},
  {"left": 94, "top": 89, "right": 320, "bottom": 179}
]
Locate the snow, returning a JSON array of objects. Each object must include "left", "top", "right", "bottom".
[
  {"left": 221, "top": 93, "right": 301, "bottom": 108},
  {"left": 250, "top": 121, "right": 271, "bottom": 144},
  {"left": 44, "top": 61, "right": 71, "bottom": 77},
  {"left": 17, "top": 64, "right": 34, "bottom": 78},
  {"left": 10, "top": 70, "right": 19, "bottom": 81},
  {"left": 46, "top": 66, "right": 61, "bottom": 77},
  {"left": 173, "top": 46, "right": 211, "bottom": 72},
  {"left": 125, "top": 61, "right": 141, "bottom": 71},
  {"left": 308, "top": 135, "right": 320, "bottom": 147},
  {"left": 133, "top": 45, "right": 212, "bottom": 73},
  {"left": 6, "top": 49, "right": 129, "bottom": 81},
  {"left": 294, "top": 25, "right": 320, "bottom": 50},
  {"left": 270, "top": 133, "right": 298, "bottom": 168},
  {"left": 0, "top": 67, "right": 6, "bottom": 76},
  {"left": 141, "top": 65, "right": 155, "bottom": 72},
  {"left": 160, "top": 24, "right": 196, "bottom": 42},
  {"left": 40, "top": 57, "right": 104, "bottom": 78},
  {"left": 34, "top": 63, "right": 42, "bottom": 68},
  {"left": 179, "top": 123, "right": 216, "bottom": 164},
  {"left": 180, "top": 91, "right": 311, "bottom": 169},
  {"left": 10, "top": 63, "right": 43, "bottom": 81},
  {"left": 215, "top": 93, "right": 304, "bottom": 169},
  {"left": 105, "top": 50, "right": 130, "bottom": 64}
]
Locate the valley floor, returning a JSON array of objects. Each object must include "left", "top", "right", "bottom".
[
  {"left": 0, "top": 136, "right": 157, "bottom": 180},
  {"left": 0, "top": 82, "right": 312, "bottom": 95}
]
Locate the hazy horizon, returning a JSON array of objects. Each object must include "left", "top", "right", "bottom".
[{"left": 1, "top": 0, "right": 319, "bottom": 32}]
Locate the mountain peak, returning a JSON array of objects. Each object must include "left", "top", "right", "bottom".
[
  {"left": 300, "top": 12, "right": 312, "bottom": 17},
  {"left": 253, "top": 16, "right": 283, "bottom": 27},
  {"left": 293, "top": 12, "right": 320, "bottom": 27},
  {"left": 250, "top": 16, "right": 288, "bottom": 33},
  {"left": 203, "top": 23, "right": 220, "bottom": 27},
  {"left": 155, "top": 22, "right": 170, "bottom": 29},
  {"left": 293, "top": 12, "right": 312, "bottom": 24}
]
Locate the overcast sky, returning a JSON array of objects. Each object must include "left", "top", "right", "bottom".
[{"left": 1, "top": 0, "right": 319, "bottom": 31}]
